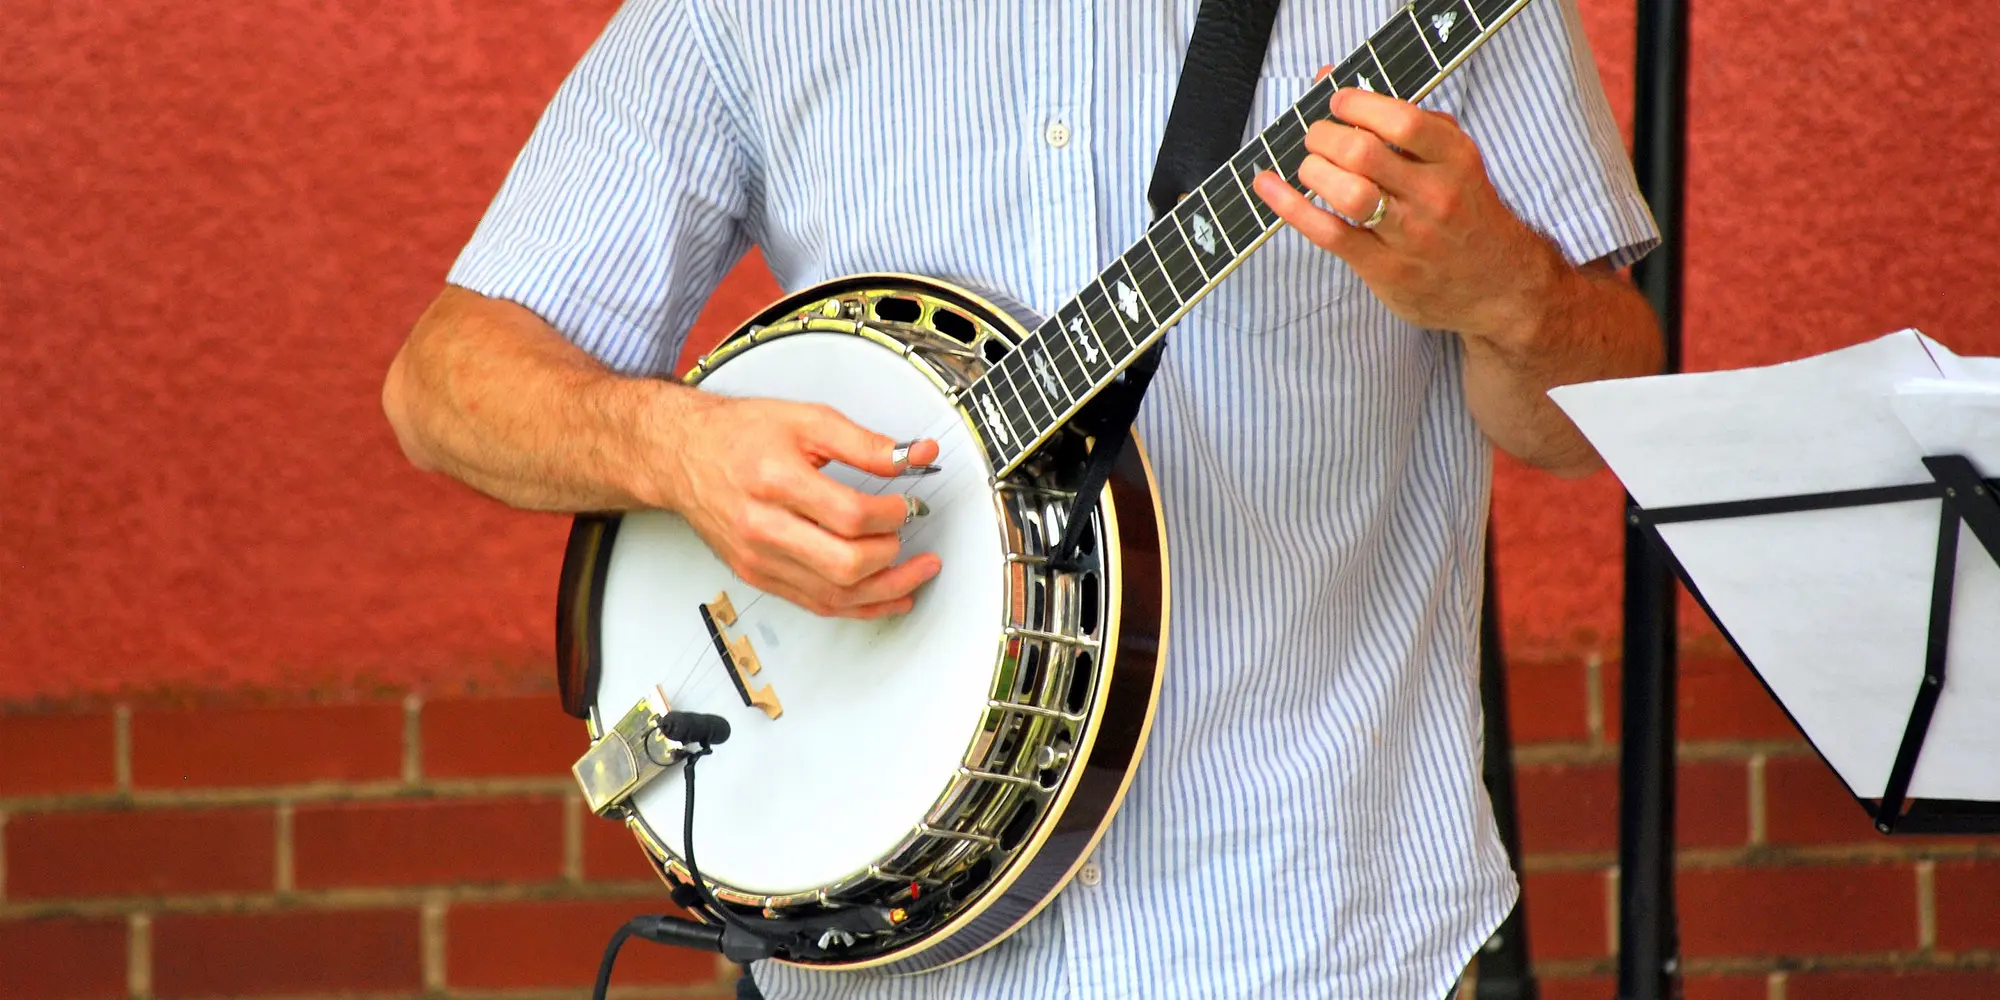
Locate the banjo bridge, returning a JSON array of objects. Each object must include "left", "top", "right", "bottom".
[{"left": 701, "top": 592, "right": 784, "bottom": 720}]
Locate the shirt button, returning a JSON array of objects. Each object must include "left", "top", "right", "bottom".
[
  {"left": 1076, "top": 860, "right": 1102, "bottom": 886},
  {"left": 1043, "top": 120, "right": 1072, "bottom": 149}
]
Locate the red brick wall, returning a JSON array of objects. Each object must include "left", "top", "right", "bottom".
[
  {"left": 7, "top": 686, "right": 2000, "bottom": 998},
  {"left": 0, "top": 696, "right": 728, "bottom": 999},
  {"left": 8, "top": 0, "right": 2000, "bottom": 997}
]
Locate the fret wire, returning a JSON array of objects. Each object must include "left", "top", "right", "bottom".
[
  {"left": 1030, "top": 311, "right": 1090, "bottom": 387},
  {"left": 1377, "top": 44, "right": 1430, "bottom": 100},
  {"left": 1148, "top": 221, "right": 1207, "bottom": 302},
  {"left": 1192, "top": 188, "right": 1241, "bottom": 257},
  {"left": 1004, "top": 353, "right": 1057, "bottom": 431},
  {"left": 994, "top": 381, "right": 1034, "bottom": 456},
  {"left": 1424, "top": 0, "right": 1488, "bottom": 66},
  {"left": 1139, "top": 232, "right": 1188, "bottom": 307},
  {"left": 1115, "top": 257, "right": 1163, "bottom": 328},
  {"left": 1261, "top": 109, "right": 1311, "bottom": 184},
  {"left": 1408, "top": 8, "right": 1445, "bottom": 69},
  {"left": 1024, "top": 338, "right": 1079, "bottom": 413},
  {"left": 1377, "top": 14, "right": 1440, "bottom": 95},
  {"left": 1028, "top": 327, "right": 1088, "bottom": 400},
  {"left": 1036, "top": 337, "right": 1084, "bottom": 408},
  {"left": 1374, "top": 22, "right": 1422, "bottom": 80},
  {"left": 1202, "top": 173, "right": 1266, "bottom": 255},
  {"left": 1256, "top": 125, "right": 1306, "bottom": 194},
  {"left": 1228, "top": 148, "right": 1282, "bottom": 228},
  {"left": 1064, "top": 303, "right": 1113, "bottom": 373},
  {"left": 1377, "top": 33, "right": 1426, "bottom": 99},
  {"left": 1411, "top": 0, "right": 1482, "bottom": 74},
  {"left": 1360, "top": 40, "right": 1398, "bottom": 98},
  {"left": 1297, "top": 75, "right": 1337, "bottom": 121},
  {"left": 1170, "top": 207, "right": 1219, "bottom": 281},
  {"left": 1464, "top": 0, "right": 1487, "bottom": 31},
  {"left": 1129, "top": 235, "right": 1178, "bottom": 308},
  {"left": 1137, "top": 230, "right": 1203, "bottom": 321},
  {"left": 993, "top": 359, "right": 1050, "bottom": 433},
  {"left": 1089, "top": 278, "right": 1143, "bottom": 351},
  {"left": 1047, "top": 317, "right": 1095, "bottom": 386},
  {"left": 973, "top": 380, "right": 1031, "bottom": 455},
  {"left": 1076, "top": 280, "right": 1128, "bottom": 356},
  {"left": 1331, "top": 48, "right": 1373, "bottom": 95},
  {"left": 1221, "top": 160, "right": 1259, "bottom": 215}
]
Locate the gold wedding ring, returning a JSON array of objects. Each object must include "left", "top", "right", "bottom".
[{"left": 1360, "top": 194, "right": 1388, "bottom": 231}]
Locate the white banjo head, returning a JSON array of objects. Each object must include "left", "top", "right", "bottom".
[{"left": 595, "top": 331, "right": 1006, "bottom": 895}]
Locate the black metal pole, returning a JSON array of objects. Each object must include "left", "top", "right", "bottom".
[
  {"left": 1476, "top": 537, "right": 1538, "bottom": 1000},
  {"left": 1618, "top": 2, "right": 1688, "bottom": 999}
]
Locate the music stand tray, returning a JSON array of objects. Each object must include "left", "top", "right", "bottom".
[{"left": 1552, "top": 330, "right": 2000, "bottom": 836}]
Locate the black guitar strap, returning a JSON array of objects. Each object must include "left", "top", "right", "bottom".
[
  {"left": 1049, "top": 0, "right": 1283, "bottom": 571},
  {"left": 1149, "top": 0, "right": 1287, "bottom": 217}
]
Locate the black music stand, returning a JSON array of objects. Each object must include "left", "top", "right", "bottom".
[{"left": 1631, "top": 453, "right": 2000, "bottom": 836}]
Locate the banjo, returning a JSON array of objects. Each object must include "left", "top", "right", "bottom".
[{"left": 559, "top": 0, "right": 1531, "bottom": 976}]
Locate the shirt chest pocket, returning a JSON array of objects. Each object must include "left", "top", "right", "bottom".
[{"left": 1189, "top": 74, "right": 1360, "bottom": 337}]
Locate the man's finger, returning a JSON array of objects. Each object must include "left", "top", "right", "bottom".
[
  {"left": 779, "top": 466, "right": 914, "bottom": 539},
  {"left": 767, "top": 505, "right": 905, "bottom": 585},
  {"left": 1304, "top": 119, "right": 1416, "bottom": 197},
  {"left": 1296, "top": 154, "right": 1390, "bottom": 228},
  {"left": 796, "top": 404, "right": 939, "bottom": 477},
  {"left": 1254, "top": 170, "right": 1385, "bottom": 270},
  {"left": 737, "top": 508, "right": 916, "bottom": 605},
  {"left": 1327, "top": 88, "right": 1460, "bottom": 163},
  {"left": 835, "top": 552, "right": 942, "bottom": 610}
]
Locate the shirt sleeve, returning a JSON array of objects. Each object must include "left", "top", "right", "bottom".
[
  {"left": 1454, "top": 0, "right": 1660, "bottom": 270},
  {"left": 446, "top": 0, "right": 754, "bottom": 375}
]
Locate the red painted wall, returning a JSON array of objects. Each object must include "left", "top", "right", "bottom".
[{"left": 6, "top": 0, "right": 1999, "bottom": 702}]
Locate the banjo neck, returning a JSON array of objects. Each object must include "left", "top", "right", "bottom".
[{"left": 964, "top": 0, "right": 1534, "bottom": 478}]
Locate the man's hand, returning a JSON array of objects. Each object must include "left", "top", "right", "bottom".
[
  {"left": 1247, "top": 85, "right": 1664, "bottom": 478},
  {"left": 382, "top": 287, "right": 945, "bottom": 616},
  {"left": 657, "top": 395, "right": 943, "bottom": 620},
  {"left": 1252, "top": 87, "right": 1562, "bottom": 347}
]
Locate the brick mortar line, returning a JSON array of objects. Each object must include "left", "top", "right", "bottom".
[
  {"left": 423, "top": 893, "right": 448, "bottom": 993},
  {"left": 275, "top": 802, "right": 296, "bottom": 893},
  {"left": 1533, "top": 952, "right": 2000, "bottom": 980},
  {"left": 127, "top": 912, "right": 151, "bottom": 1000},
  {"left": 444, "top": 989, "right": 731, "bottom": 999},
  {"left": 564, "top": 794, "right": 585, "bottom": 884},
  {"left": 0, "top": 879, "right": 673, "bottom": 920},
  {"left": 68, "top": 992, "right": 722, "bottom": 1000},
  {"left": 1584, "top": 652, "right": 1605, "bottom": 746},
  {"left": 1521, "top": 842, "right": 2000, "bottom": 873},
  {"left": 0, "top": 777, "right": 579, "bottom": 812},
  {"left": 1748, "top": 753, "right": 1768, "bottom": 847},
  {"left": 1512, "top": 740, "right": 1814, "bottom": 768},
  {"left": 114, "top": 704, "right": 133, "bottom": 793},
  {"left": 404, "top": 694, "right": 425, "bottom": 786},
  {"left": 1686, "top": 952, "right": 2000, "bottom": 974},
  {"left": 1917, "top": 859, "right": 1937, "bottom": 951},
  {"left": 1601, "top": 867, "right": 1618, "bottom": 957}
]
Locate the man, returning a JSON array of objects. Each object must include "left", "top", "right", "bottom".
[{"left": 383, "top": 1, "right": 1660, "bottom": 997}]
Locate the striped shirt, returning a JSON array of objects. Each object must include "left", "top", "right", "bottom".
[{"left": 449, "top": 2, "right": 1657, "bottom": 998}]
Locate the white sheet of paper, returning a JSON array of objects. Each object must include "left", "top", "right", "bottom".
[{"left": 1549, "top": 330, "right": 2000, "bottom": 801}]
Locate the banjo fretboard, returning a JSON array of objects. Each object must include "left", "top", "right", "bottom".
[{"left": 964, "top": 0, "right": 1533, "bottom": 476}]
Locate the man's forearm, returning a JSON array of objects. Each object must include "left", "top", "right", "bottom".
[
  {"left": 1459, "top": 254, "right": 1663, "bottom": 479},
  {"left": 383, "top": 286, "right": 700, "bottom": 512}
]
